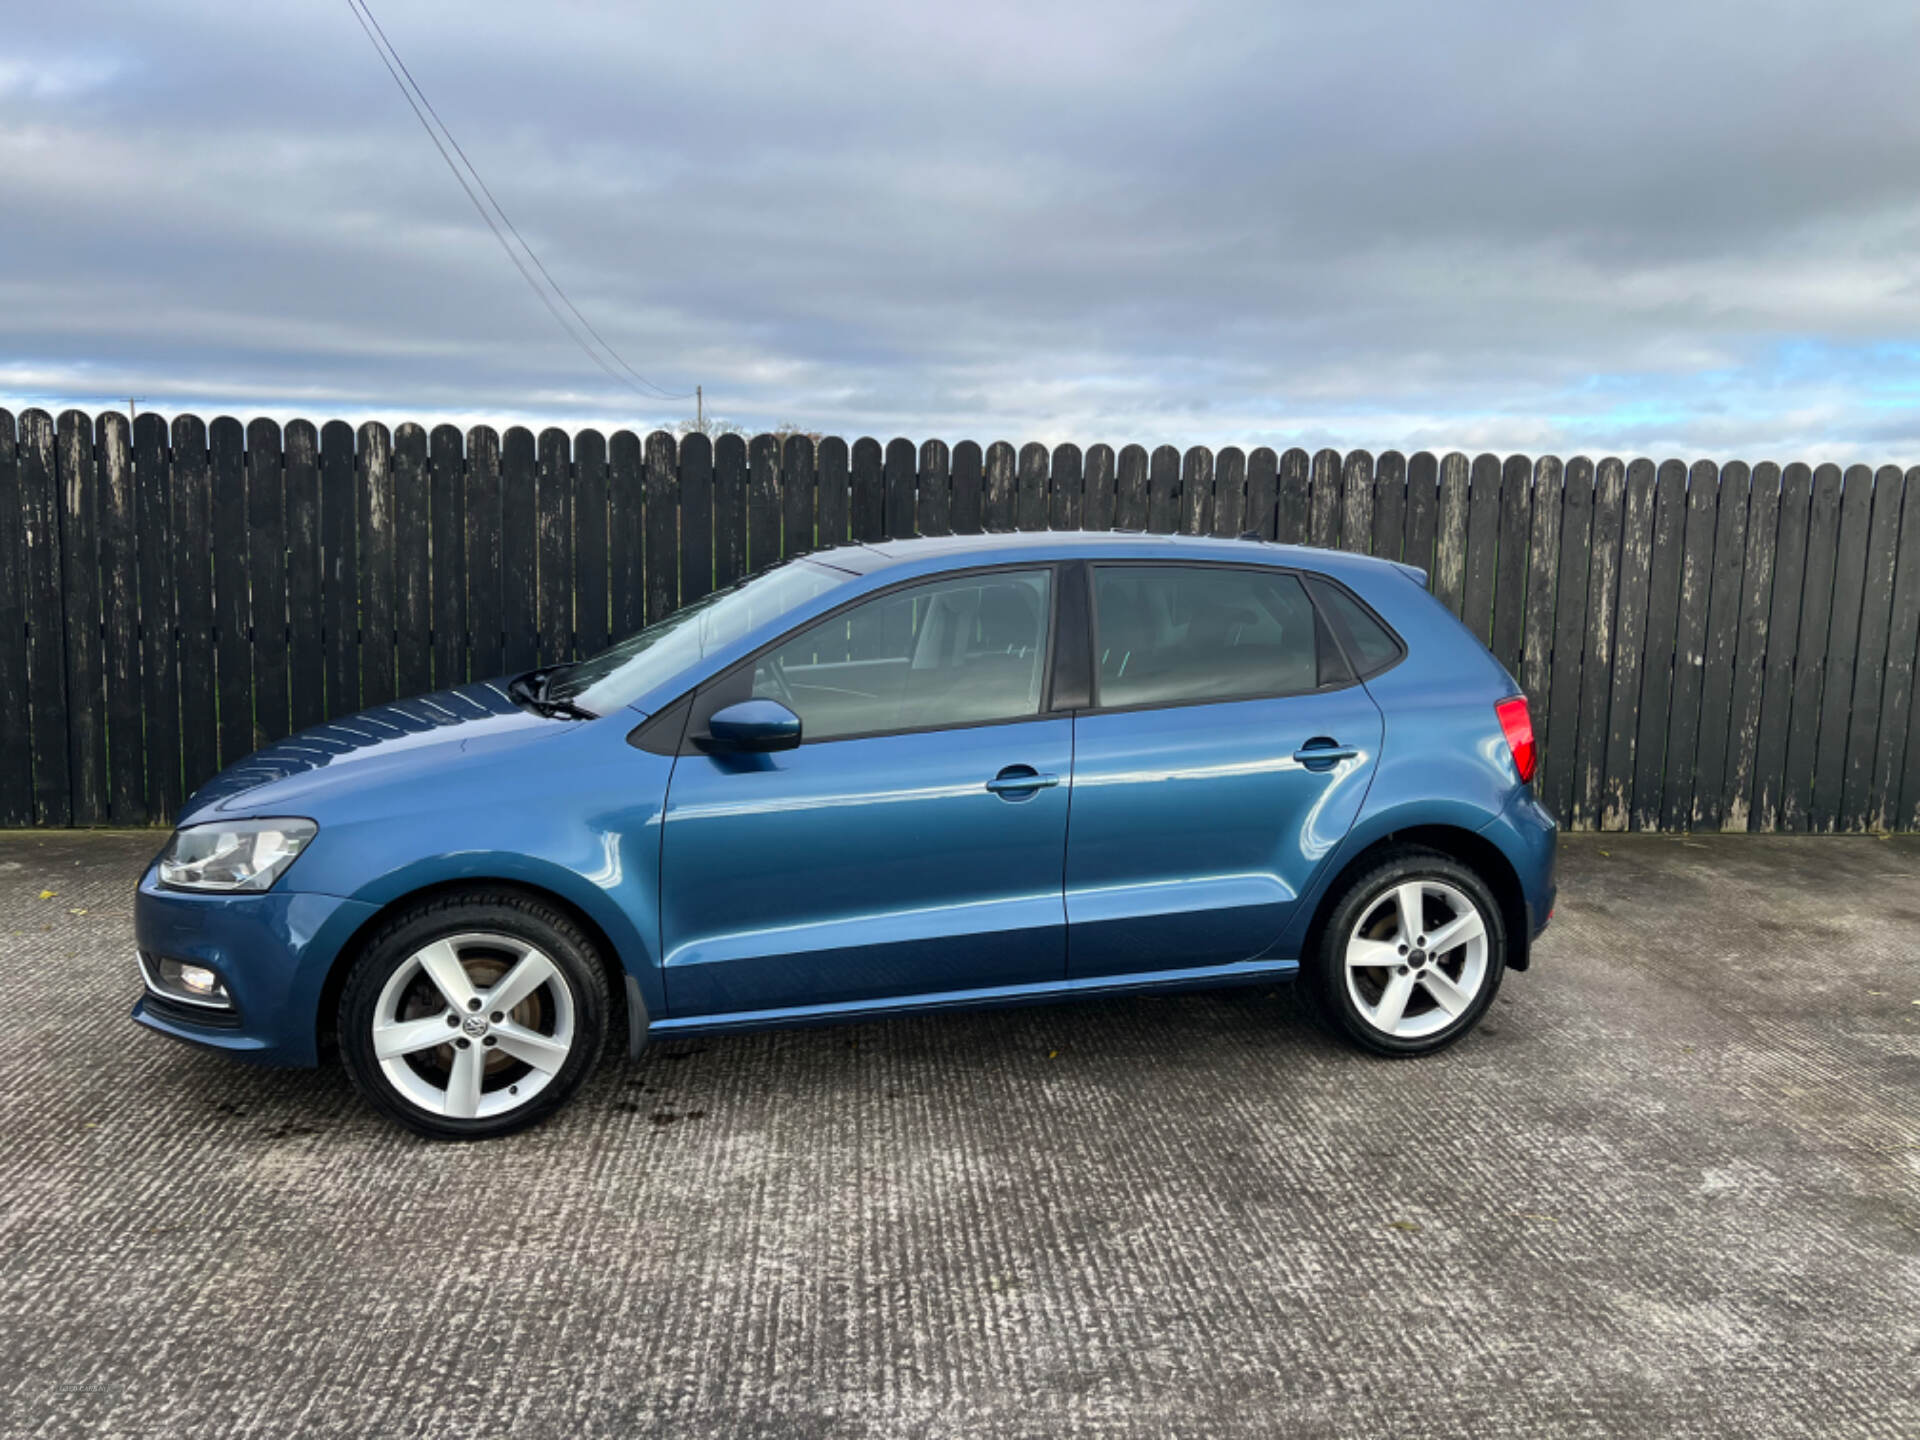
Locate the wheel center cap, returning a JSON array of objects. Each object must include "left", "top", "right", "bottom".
[
  {"left": 462, "top": 1014, "right": 490, "bottom": 1038},
  {"left": 1409, "top": 949, "right": 1427, "bottom": 966}
]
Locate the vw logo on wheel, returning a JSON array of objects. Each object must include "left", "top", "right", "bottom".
[{"left": 461, "top": 1014, "right": 489, "bottom": 1038}]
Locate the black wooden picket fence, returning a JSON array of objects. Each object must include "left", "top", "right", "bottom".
[{"left": 2, "top": 405, "right": 1916, "bottom": 833}]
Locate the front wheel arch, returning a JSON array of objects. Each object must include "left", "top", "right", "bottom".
[{"left": 316, "top": 878, "right": 636, "bottom": 1063}]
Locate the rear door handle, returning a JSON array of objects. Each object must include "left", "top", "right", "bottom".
[
  {"left": 986, "top": 766, "right": 1060, "bottom": 796},
  {"left": 1293, "top": 740, "right": 1358, "bottom": 770}
]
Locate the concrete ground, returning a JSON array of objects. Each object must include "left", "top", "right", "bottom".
[{"left": 0, "top": 833, "right": 1916, "bottom": 1439}]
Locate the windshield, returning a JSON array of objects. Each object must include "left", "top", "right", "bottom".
[{"left": 547, "top": 559, "right": 848, "bottom": 715}]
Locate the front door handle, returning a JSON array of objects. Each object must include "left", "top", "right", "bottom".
[
  {"left": 1293, "top": 739, "right": 1358, "bottom": 771},
  {"left": 986, "top": 765, "right": 1060, "bottom": 796}
]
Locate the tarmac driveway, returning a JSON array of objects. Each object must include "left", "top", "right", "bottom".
[{"left": 1, "top": 831, "right": 1916, "bottom": 1438}]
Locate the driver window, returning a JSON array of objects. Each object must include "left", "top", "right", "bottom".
[{"left": 751, "top": 569, "right": 1053, "bottom": 742}]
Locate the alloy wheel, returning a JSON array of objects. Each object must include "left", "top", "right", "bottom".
[
  {"left": 370, "top": 932, "right": 576, "bottom": 1120},
  {"left": 1343, "top": 879, "right": 1490, "bottom": 1040}
]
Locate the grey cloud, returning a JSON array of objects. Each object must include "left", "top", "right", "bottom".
[{"left": 2, "top": 0, "right": 1918, "bottom": 461}]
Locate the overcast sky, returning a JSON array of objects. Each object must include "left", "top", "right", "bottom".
[{"left": 4, "top": 1, "right": 1919, "bottom": 460}]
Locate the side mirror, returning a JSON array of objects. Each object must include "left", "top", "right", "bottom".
[{"left": 703, "top": 699, "right": 802, "bottom": 753}]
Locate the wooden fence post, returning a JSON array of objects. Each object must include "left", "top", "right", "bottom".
[
  {"left": 1810, "top": 465, "right": 1873, "bottom": 831},
  {"left": 1692, "top": 461, "right": 1752, "bottom": 830},
  {"left": 1308, "top": 448, "right": 1340, "bottom": 550},
  {"left": 850, "top": 437, "right": 884, "bottom": 541},
  {"left": 884, "top": 438, "right": 915, "bottom": 539},
  {"left": 1146, "top": 445, "right": 1180, "bottom": 534},
  {"left": 678, "top": 432, "right": 713, "bottom": 605},
  {"left": 1370, "top": 451, "right": 1406, "bottom": 562},
  {"left": 465, "top": 425, "right": 505, "bottom": 681},
  {"left": 18, "top": 412, "right": 67, "bottom": 824},
  {"left": 1780, "top": 464, "right": 1843, "bottom": 831},
  {"left": 1839, "top": 465, "right": 1906, "bottom": 829},
  {"left": 1874, "top": 468, "right": 1920, "bottom": 830},
  {"left": 132, "top": 412, "right": 180, "bottom": 821},
  {"left": 247, "top": 417, "right": 290, "bottom": 747},
  {"left": 814, "top": 436, "right": 849, "bottom": 549},
  {"left": 1570, "top": 457, "right": 1626, "bottom": 831},
  {"left": 533, "top": 427, "right": 572, "bottom": 667},
  {"left": 58, "top": 410, "right": 108, "bottom": 822},
  {"left": 783, "top": 435, "right": 816, "bottom": 557},
  {"left": 1461, "top": 452, "right": 1501, "bottom": 641},
  {"left": 1083, "top": 444, "right": 1117, "bottom": 532},
  {"left": 0, "top": 411, "right": 30, "bottom": 826},
  {"left": 571, "top": 428, "right": 610, "bottom": 659},
  {"left": 645, "top": 431, "right": 679, "bottom": 622},
  {"left": 428, "top": 424, "right": 467, "bottom": 687},
  {"left": 1600, "top": 459, "right": 1657, "bottom": 831},
  {"left": 393, "top": 423, "right": 432, "bottom": 692},
  {"left": 286, "top": 421, "right": 325, "bottom": 728},
  {"left": 1720, "top": 462, "right": 1780, "bottom": 831},
  {"left": 1050, "top": 443, "right": 1084, "bottom": 532},
  {"left": 917, "top": 440, "right": 951, "bottom": 537},
  {"left": 1113, "top": 445, "right": 1147, "bottom": 530},
  {"left": 1180, "top": 446, "right": 1214, "bottom": 536},
  {"left": 1340, "top": 450, "right": 1374, "bottom": 555},
  {"left": 98, "top": 411, "right": 143, "bottom": 824},
  {"left": 1211, "top": 447, "right": 1246, "bottom": 538},
  {"left": 497, "top": 426, "right": 536, "bottom": 676}
]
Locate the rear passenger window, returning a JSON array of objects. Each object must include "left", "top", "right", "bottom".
[
  {"left": 1307, "top": 579, "right": 1403, "bottom": 677},
  {"left": 1092, "top": 565, "right": 1323, "bottom": 708}
]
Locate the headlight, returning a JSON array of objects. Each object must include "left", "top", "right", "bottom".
[{"left": 158, "top": 818, "right": 317, "bottom": 892}]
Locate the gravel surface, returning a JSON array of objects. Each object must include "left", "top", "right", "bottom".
[{"left": 2, "top": 831, "right": 1916, "bottom": 1438}]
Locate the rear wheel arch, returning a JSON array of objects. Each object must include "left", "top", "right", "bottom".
[
  {"left": 1304, "top": 825, "right": 1531, "bottom": 973},
  {"left": 316, "top": 878, "right": 638, "bottom": 1061}
]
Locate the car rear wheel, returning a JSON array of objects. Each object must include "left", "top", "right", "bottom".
[
  {"left": 1307, "top": 850, "right": 1505, "bottom": 1056},
  {"left": 339, "top": 891, "right": 608, "bottom": 1140}
]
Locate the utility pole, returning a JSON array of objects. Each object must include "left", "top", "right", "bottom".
[{"left": 696, "top": 385, "right": 703, "bottom": 430}]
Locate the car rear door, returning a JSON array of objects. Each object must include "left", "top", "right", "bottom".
[
  {"left": 1065, "top": 562, "right": 1384, "bottom": 978},
  {"left": 659, "top": 565, "right": 1072, "bottom": 1017}
]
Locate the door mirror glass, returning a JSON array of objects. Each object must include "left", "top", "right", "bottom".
[{"left": 704, "top": 699, "right": 803, "bottom": 752}]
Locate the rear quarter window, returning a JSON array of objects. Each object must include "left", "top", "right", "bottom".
[{"left": 1307, "top": 578, "right": 1405, "bottom": 678}]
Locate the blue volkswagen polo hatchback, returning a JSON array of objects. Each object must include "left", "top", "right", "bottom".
[{"left": 135, "top": 533, "right": 1555, "bottom": 1139}]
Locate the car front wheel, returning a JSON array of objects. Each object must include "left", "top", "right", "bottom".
[
  {"left": 338, "top": 890, "right": 609, "bottom": 1140},
  {"left": 1307, "top": 850, "right": 1506, "bottom": 1056}
]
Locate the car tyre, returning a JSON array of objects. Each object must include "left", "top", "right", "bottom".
[
  {"left": 1306, "top": 849, "right": 1506, "bottom": 1057},
  {"left": 339, "top": 889, "right": 609, "bottom": 1140}
]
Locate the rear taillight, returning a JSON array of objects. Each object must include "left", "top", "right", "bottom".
[{"left": 1495, "top": 696, "right": 1536, "bottom": 784}]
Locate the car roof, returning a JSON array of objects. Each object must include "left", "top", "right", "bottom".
[{"left": 818, "top": 530, "right": 1425, "bottom": 585}]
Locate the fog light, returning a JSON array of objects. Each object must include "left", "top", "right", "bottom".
[
  {"left": 143, "top": 952, "right": 234, "bottom": 1009},
  {"left": 173, "top": 963, "right": 222, "bottom": 998}
]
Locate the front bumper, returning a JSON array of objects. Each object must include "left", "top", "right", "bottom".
[{"left": 132, "top": 868, "right": 378, "bottom": 1067}]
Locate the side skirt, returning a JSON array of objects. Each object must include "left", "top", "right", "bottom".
[{"left": 646, "top": 957, "right": 1300, "bottom": 1038}]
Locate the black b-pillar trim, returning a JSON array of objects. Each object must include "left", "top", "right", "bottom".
[{"left": 1049, "top": 561, "right": 1093, "bottom": 712}]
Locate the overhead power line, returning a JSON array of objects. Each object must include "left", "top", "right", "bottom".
[{"left": 342, "top": 0, "right": 693, "bottom": 402}]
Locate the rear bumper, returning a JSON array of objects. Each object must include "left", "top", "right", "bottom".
[
  {"left": 1479, "top": 786, "right": 1557, "bottom": 957},
  {"left": 132, "top": 869, "right": 378, "bottom": 1067}
]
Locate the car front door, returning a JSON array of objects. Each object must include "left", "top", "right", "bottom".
[
  {"left": 1065, "top": 562, "right": 1384, "bottom": 978},
  {"left": 659, "top": 566, "right": 1071, "bottom": 1017}
]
